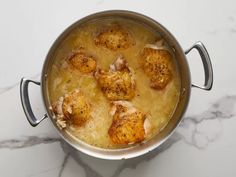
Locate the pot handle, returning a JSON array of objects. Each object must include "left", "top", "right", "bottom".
[
  {"left": 20, "top": 78, "right": 47, "bottom": 127},
  {"left": 185, "top": 41, "right": 213, "bottom": 90}
]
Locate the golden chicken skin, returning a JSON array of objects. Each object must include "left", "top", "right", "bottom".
[
  {"left": 95, "top": 56, "right": 136, "bottom": 100},
  {"left": 67, "top": 48, "right": 97, "bottom": 74},
  {"left": 108, "top": 101, "right": 150, "bottom": 145},
  {"left": 94, "top": 24, "right": 135, "bottom": 51},
  {"left": 139, "top": 42, "right": 173, "bottom": 90},
  {"left": 52, "top": 89, "right": 91, "bottom": 128}
]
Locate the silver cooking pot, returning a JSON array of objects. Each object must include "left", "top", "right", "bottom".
[{"left": 20, "top": 10, "right": 213, "bottom": 160}]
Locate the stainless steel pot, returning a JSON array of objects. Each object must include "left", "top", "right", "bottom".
[{"left": 20, "top": 10, "right": 213, "bottom": 160}]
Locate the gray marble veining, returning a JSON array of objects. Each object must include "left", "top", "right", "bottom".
[
  {"left": 0, "top": 136, "right": 60, "bottom": 149},
  {"left": 0, "top": 73, "right": 40, "bottom": 95},
  {"left": 60, "top": 142, "right": 103, "bottom": 177},
  {"left": 177, "top": 95, "right": 236, "bottom": 149},
  {"left": 58, "top": 153, "right": 70, "bottom": 177},
  {"left": 0, "top": 82, "right": 20, "bottom": 95}
]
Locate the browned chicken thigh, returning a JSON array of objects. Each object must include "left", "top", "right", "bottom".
[
  {"left": 52, "top": 89, "right": 92, "bottom": 128},
  {"left": 108, "top": 101, "right": 151, "bottom": 145},
  {"left": 95, "top": 56, "right": 136, "bottom": 100},
  {"left": 67, "top": 48, "right": 97, "bottom": 74},
  {"left": 139, "top": 41, "right": 173, "bottom": 90},
  {"left": 94, "top": 24, "right": 135, "bottom": 51}
]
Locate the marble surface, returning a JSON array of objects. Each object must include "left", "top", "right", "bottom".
[{"left": 1, "top": 0, "right": 236, "bottom": 177}]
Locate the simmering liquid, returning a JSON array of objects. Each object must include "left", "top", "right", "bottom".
[{"left": 48, "top": 18, "right": 181, "bottom": 149}]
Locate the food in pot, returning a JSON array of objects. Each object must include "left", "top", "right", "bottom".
[
  {"left": 52, "top": 89, "right": 92, "bottom": 128},
  {"left": 139, "top": 40, "right": 173, "bottom": 89},
  {"left": 67, "top": 48, "right": 97, "bottom": 74},
  {"left": 94, "top": 24, "right": 135, "bottom": 51},
  {"left": 48, "top": 18, "right": 180, "bottom": 149},
  {"left": 95, "top": 55, "right": 136, "bottom": 100},
  {"left": 108, "top": 101, "right": 151, "bottom": 145}
]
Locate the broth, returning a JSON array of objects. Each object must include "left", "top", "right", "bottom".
[{"left": 48, "top": 18, "right": 181, "bottom": 149}]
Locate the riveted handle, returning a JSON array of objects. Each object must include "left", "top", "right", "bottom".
[
  {"left": 20, "top": 78, "right": 47, "bottom": 127},
  {"left": 185, "top": 41, "right": 213, "bottom": 90}
]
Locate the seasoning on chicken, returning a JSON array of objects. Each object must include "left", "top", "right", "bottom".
[
  {"left": 52, "top": 89, "right": 91, "bottom": 128},
  {"left": 108, "top": 101, "right": 150, "bottom": 145},
  {"left": 95, "top": 56, "right": 136, "bottom": 100},
  {"left": 67, "top": 48, "right": 97, "bottom": 74},
  {"left": 139, "top": 41, "right": 173, "bottom": 90},
  {"left": 94, "top": 24, "right": 135, "bottom": 51}
]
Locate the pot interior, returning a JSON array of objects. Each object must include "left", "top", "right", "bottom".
[{"left": 41, "top": 10, "right": 191, "bottom": 159}]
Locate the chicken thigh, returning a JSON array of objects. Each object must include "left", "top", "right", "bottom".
[
  {"left": 95, "top": 56, "right": 136, "bottom": 100},
  {"left": 52, "top": 89, "right": 91, "bottom": 128},
  {"left": 139, "top": 40, "right": 173, "bottom": 90},
  {"left": 94, "top": 24, "right": 135, "bottom": 51},
  {"left": 108, "top": 101, "right": 150, "bottom": 145},
  {"left": 67, "top": 48, "right": 97, "bottom": 74}
]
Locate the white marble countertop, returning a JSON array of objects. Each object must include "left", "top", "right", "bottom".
[{"left": 1, "top": 0, "right": 236, "bottom": 177}]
